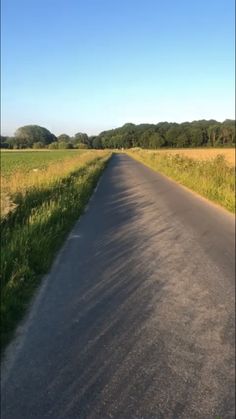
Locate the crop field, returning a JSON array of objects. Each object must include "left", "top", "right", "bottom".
[
  {"left": 0, "top": 149, "right": 111, "bottom": 348},
  {"left": 127, "top": 148, "right": 235, "bottom": 212},
  {"left": 139, "top": 148, "right": 235, "bottom": 166},
  {"left": 1, "top": 149, "right": 94, "bottom": 216},
  {"left": 1, "top": 149, "right": 86, "bottom": 176}
]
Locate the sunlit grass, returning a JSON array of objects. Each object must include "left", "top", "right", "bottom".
[
  {"left": 138, "top": 148, "right": 235, "bottom": 166},
  {"left": 1, "top": 150, "right": 111, "bottom": 350},
  {"left": 1, "top": 150, "right": 100, "bottom": 216},
  {"left": 127, "top": 149, "right": 235, "bottom": 213}
]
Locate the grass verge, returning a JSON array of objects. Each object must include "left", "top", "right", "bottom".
[
  {"left": 126, "top": 150, "right": 235, "bottom": 213},
  {"left": 1, "top": 152, "right": 111, "bottom": 351}
]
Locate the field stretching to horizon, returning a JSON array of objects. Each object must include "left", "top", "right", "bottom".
[
  {"left": 1, "top": 148, "right": 85, "bottom": 176},
  {"left": 0, "top": 149, "right": 111, "bottom": 349}
]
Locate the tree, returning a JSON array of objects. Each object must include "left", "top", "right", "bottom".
[
  {"left": 218, "top": 120, "right": 235, "bottom": 146},
  {"left": 175, "top": 132, "right": 189, "bottom": 147},
  {"left": 32, "top": 141, "right": 45, "bottom": 149},
  {"left": 74, "top": 143, "right": 89, "bottom": 149},
  {"left": 207, "top": 124, "right": 221, "bottom": 147},
  {"left": 74, "top": 132, "right": 90, "bottom": 147},
  {"left": 92, "top": 136, "right": 103, "bottom": 149},
  {"left": 149, "top": 132, "right": 166, "bottom": 148},
  {"left": 0, "top": 136, "right": 9, "bottom": 148},
  {"left": 15, "top": 125, "right": 56, "bottom": 148},
  {"left": 92, "top": 120, "right": 235, "bottom": 149},
  {"left": 5, "top": 137, "right": 17, "bottom": 149},
  {"left": 57, "top": 134, "right": 71, "bottom": 143},
  {"left": 166, "top": 125, "right": 181, "bottom": 147},
  {"left": 48, "top": 142, "right": 59, "bottom": 149},
  {"left": 58, "top": 141, "right": 74, "bottom": 149},
  {"left": 140, "top": 130, "right": 152, "bottom": 148}
]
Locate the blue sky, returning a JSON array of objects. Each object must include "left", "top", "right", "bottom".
[{"left": 1, "top": 0, "right": 235, "bottom": 136}]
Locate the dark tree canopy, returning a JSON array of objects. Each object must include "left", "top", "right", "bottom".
[
  {"left": 0, "top": 136, "right": 9, "bottom": 148},
  {"left": 57, "top": 134, "right": 71, "bottom": 143},
  {"left": 15, "top": 125, "right": 56, "bottom": 148},
  {"left": 1, "top": 119, "right": 235, "bottom": 149},
  {"left": 92, "top": 119, "right": 235, "bottom": 149},
  {"left": 73, "top": 132, "right": 90, "bottom": 147}
]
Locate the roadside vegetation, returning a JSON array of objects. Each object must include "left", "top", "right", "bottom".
[
  {"left": 140, "top": 147, "right": 235, "bottom": 166},
  {"left": 127, "top": 149, "right": 235, "bottom": 213},
  {"left": 1, "top": 150, "right": 111, "bottom": 350}
]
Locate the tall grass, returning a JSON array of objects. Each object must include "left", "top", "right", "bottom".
[
  {"left": 137, "top": 148, "right": 235, "bottom": 166},
  {"left": 1, "top": 150, "right": 100, "bottom": 216},
  {"left": 127, "top": 150, "right": 235, "bottom": 213},
  {"left": 1, "top": 151, "right": 111, "bottom": 350}
]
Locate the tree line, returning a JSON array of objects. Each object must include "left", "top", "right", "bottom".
[{"left": 1, "top": 119, "right": 235, "bottom": 150}]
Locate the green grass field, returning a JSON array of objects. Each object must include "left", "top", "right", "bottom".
[
  {"left": 1, "top": 150, "right": 97, "bottom": 216},
  {"left": 1, "top": 149, "right": 111, "bottom": 350},
  {"left": 1, "top": 149, "right": 85, "bottom": 176}
]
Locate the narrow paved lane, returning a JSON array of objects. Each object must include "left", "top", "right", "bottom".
[{"left": 1, "top": 154, "right": 235, "bottom": 419}]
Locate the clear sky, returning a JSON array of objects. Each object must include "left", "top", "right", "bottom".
[{"left": 1, "top": 0, "right": 235, "bottom": 136}]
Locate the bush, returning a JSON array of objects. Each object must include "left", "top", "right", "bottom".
[
  {"left": 58, "top": 141, "right": 74, "bottom": 149},
  {"left": 74, "top": 143, "right": 89, "bottom": 149},
  {"left": 48, "top": 142, "right": 59, "bottom": 149},
  {"left": 32, "top": 142, "right": 45, "bottom": 149}
]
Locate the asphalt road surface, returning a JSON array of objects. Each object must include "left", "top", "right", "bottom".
[{"left": 1, "top": 154, "right": 235, "bottom": 419}]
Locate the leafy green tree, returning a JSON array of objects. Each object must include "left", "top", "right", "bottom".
[
  {"left": 48, "top": 142, "right": 59, "bottom": 149},
  {"left": 218, "top": 120, "right": 235, "bottom": 145},
  {"left": 11, "top": 120, "right": 235, "bottom": 150},
  {"left": 5, "top": 137, "right": 17, "bottom": 149},
  {"left": 74, "top": 143, "right": 89, "bottom": 149},
  {"left": 15, "top": 125, "right": 56, "bottom": 148},
  {"left": 149, "top": 132, "right": 166, "bottom": 148},
  {"left": 207, "top": 124, "right": 220, "bottom": 146},
  {"left": 94, "top": 120, "right": 235, "bottom": 149},
  {"left": 175, "top": 132, "right": 189, "bottom": 147},
  {"left": 32, "top": 141, "right": 45, "bottom": 149},
  {"left": 57, "top": 134, "right": 71, "bottom": 143},
  {"left": 74, "top": 132, "right": 90, "bottom": 147},
  {"left": 182, "top": 127, "right": 203, "bottom": 147},
  {"left": 58, "top": 141, "right": 74, "bottom": 149},
  {"left": 91, "top": 136, "right": 103, "bottom": 149},
  {"left": 166, "top": 125, "right": 182, "bottom": 147},
  {"left": 0, "top": 136, "right": 10, "bottom": 148}
]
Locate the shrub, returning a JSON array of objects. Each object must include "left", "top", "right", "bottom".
[
  {"left": 32, "top": 142, "right": 45, "bottom": 149},
  {"left": 48, "top": 142, "right": 59, "bottom": 149}
]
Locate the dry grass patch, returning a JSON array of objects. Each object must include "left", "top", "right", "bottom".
[
  {"left": 1, "top": 150, "right": 105, "bottom": 217},
  {"left": 127, "top": 149, "right": 235, "bottom": 213},
  {"left": 142, "top": 148, "right": 235, "bottom": 166}
]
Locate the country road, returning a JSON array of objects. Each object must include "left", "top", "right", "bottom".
[{"left": 1, "top": 153, "right": 235, "bottom": 419}]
